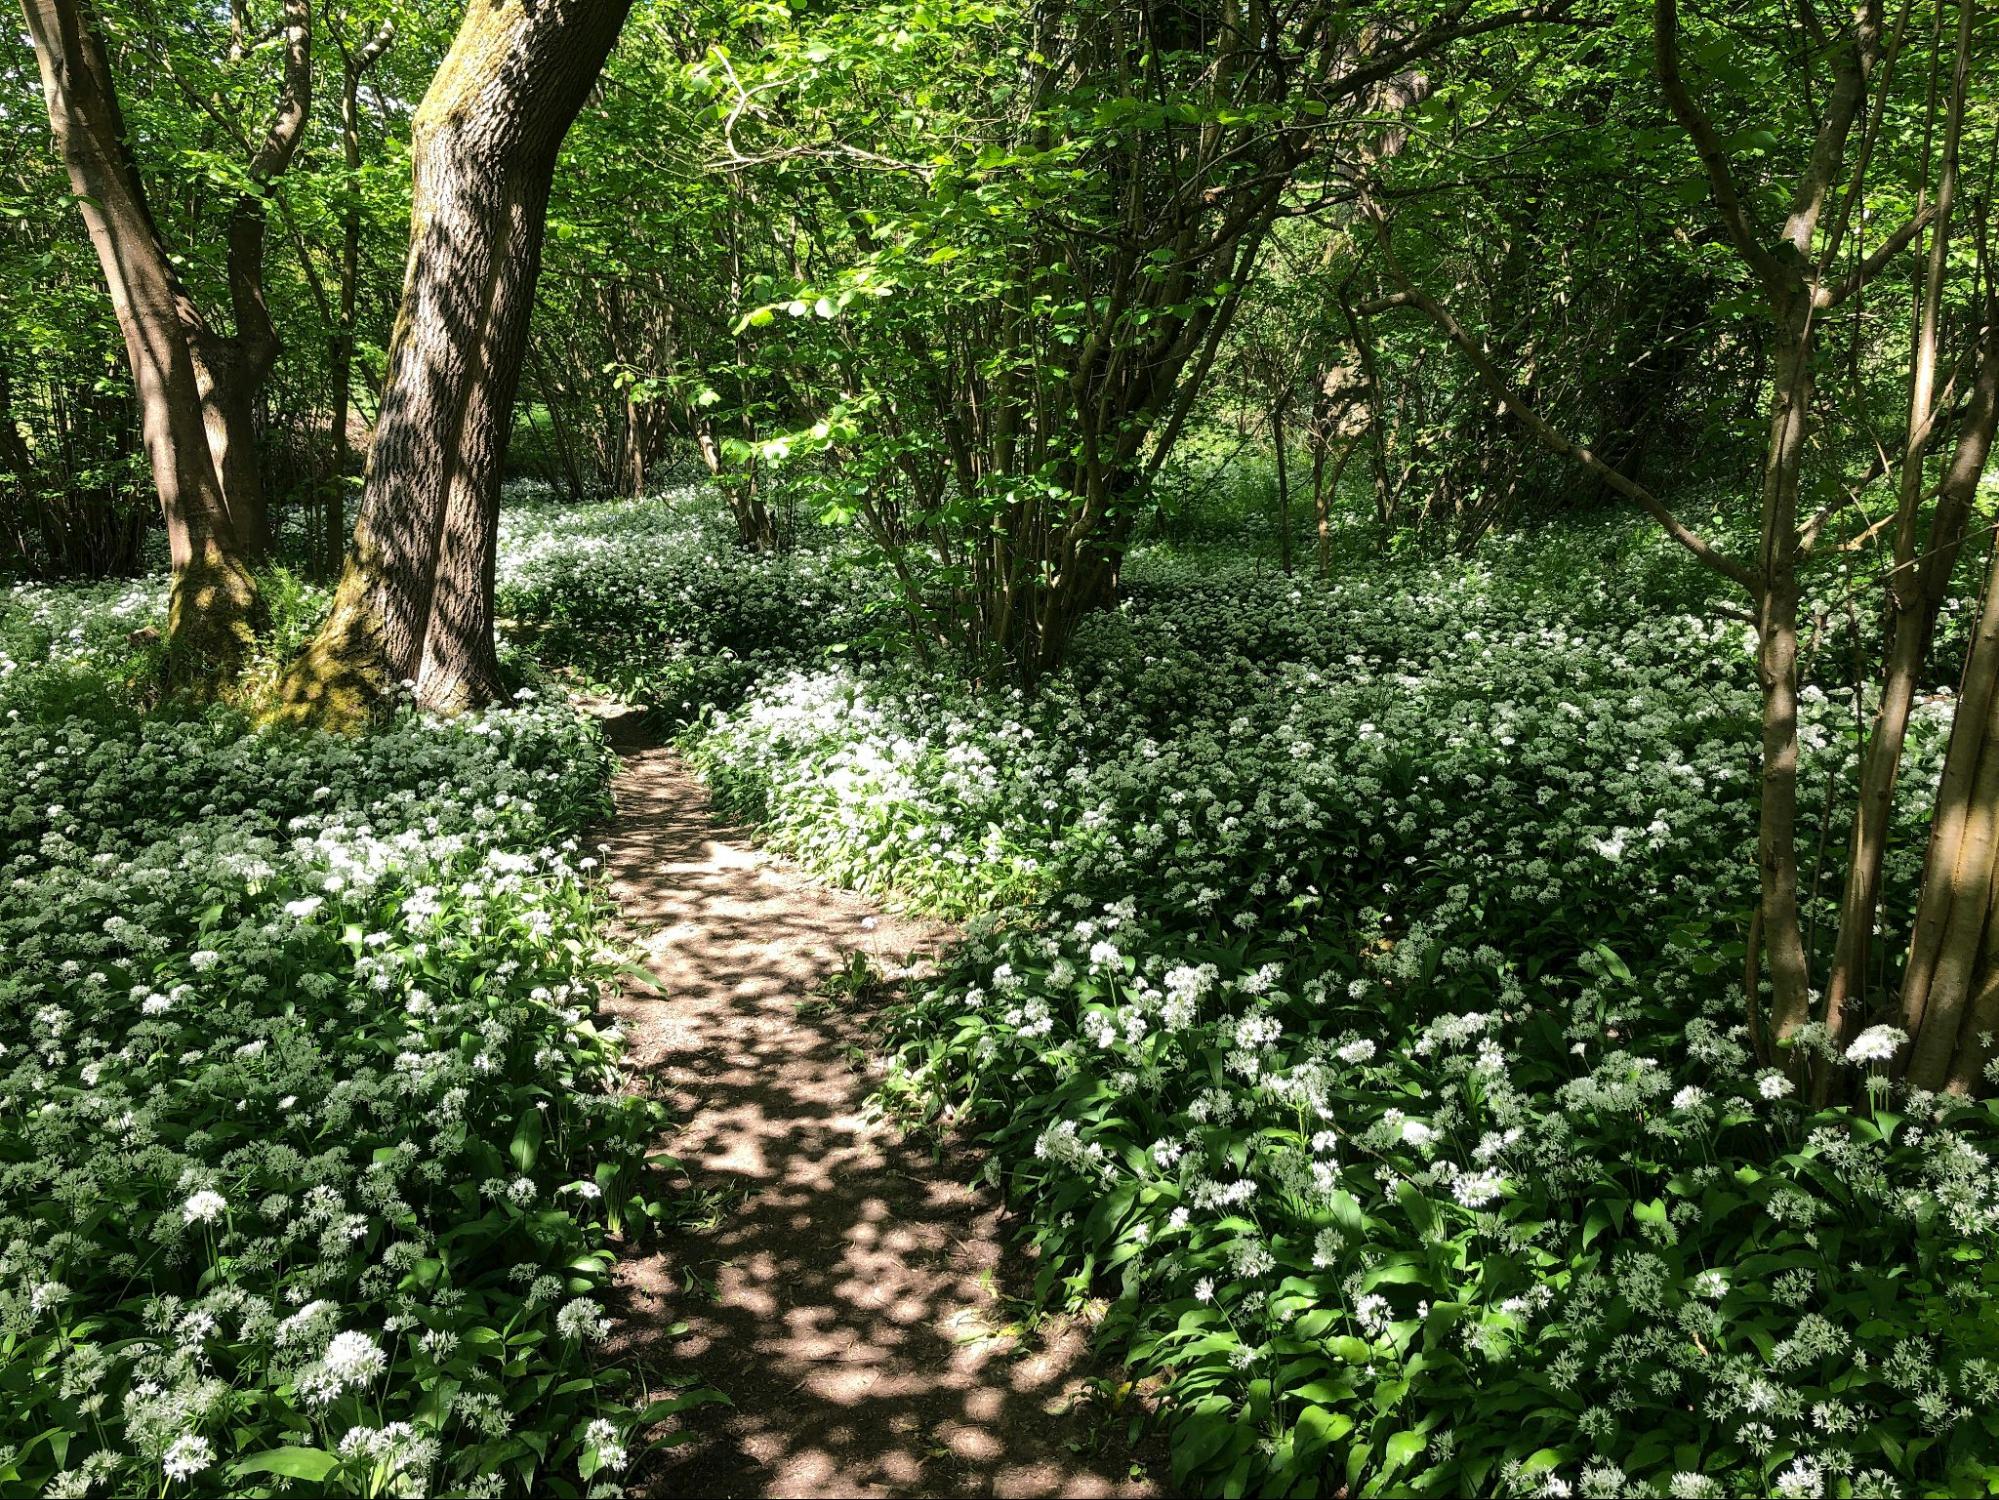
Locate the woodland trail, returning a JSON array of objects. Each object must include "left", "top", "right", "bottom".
[{"left": 591, "top": 710, "right": 1155, "bottom": 1499}]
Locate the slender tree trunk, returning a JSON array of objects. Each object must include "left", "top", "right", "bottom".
[
  {"left": 325, "top": 21, "right": 395, "bottom": 578},
  {"left": 528, "top": 341, "right": 585, "bottom": 502},
  {"left": 1650, "top": 0, "right": 1889, "bottom": 1065},
  {"left": 1754, "top": 317, "right": 1817, "bottom": 1055},
  {"left": 22, "top": 0, "right": 261, "bottom": 680},
  {"left": 1818, "top": 0, "right": 1974, "bottom": 1076},
  {"left": 282, "top": 0, "right": 632, "bottom": 721},
  {"left": 192, "top": 0, "right": 313, "bottom": 561},
  {"left": 1318, "top": 436, "right": 1360, "bottom": 580},
  {"left": 1310, "top": 416, "right": 1330, "bottom": 579},
  {"left": 1273, "top": 398, "right": 1292, "bottom": 574},
  {"left": 626, "top": 391, "right": 647, "bottom": 498}
]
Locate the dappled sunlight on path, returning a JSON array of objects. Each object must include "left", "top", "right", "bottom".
[{"left": 591, "top": 710, "right": 1154, "bottom": 1499}]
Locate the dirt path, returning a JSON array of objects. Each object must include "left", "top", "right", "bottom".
[{"left": 594, "top": 716, "right": 1154, "bottom": 1499}]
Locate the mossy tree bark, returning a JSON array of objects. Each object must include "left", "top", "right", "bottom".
[
  {"left": 21, "top": 0, "right": 264, "bottom": 684},
  {"left": 282, "top": 0, "right": 632, "bottom": 724}
]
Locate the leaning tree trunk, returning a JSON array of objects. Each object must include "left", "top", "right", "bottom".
[
  {"left": 22, "top": 0, "right": 261, "bottom": 682},
  {"left": 281, "top": 0, "right": 632, "bottom": 722},
  {"left": 1817, "top": 0, "right": 1975, "bottom": 1079},
  {"left": 1892, "top": 314, "right": 1999, "bottom": 1093}
]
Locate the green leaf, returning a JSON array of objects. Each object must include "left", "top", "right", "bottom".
[
  {"left": 1293, "top": 1404, "right": 1351, "bottom": 1458},
  {"left": 511, "top": 1107, "right": 544, "bottom": 1173},
  {"left": 1384, "top": 1430, "right": 1427, "bottom": 1473},
  {"left": 229, "top": 1447, "right": 341, "bottom": 1482}
]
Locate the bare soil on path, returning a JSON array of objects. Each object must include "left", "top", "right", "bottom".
[{"left": 591, "top": 712, "right": 1156, "bottom": 1499}]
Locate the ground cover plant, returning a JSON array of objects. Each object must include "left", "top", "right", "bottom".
[
  {"left": 0, "top": 586, "right": 710, "bottom": 1497},
  {"left": 10, "top": 0, "right": 1999, "bottom": 1492},
  {"left": 509, "top": 488, "right": 1999, "bottom": 1497},
  {"left": 495, "top": 487, "right": 880, "bottom": 729}
]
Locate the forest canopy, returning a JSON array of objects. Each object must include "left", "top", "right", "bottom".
[{"left": 5, "top": 0, "right": 1999, "bottom": 1496}]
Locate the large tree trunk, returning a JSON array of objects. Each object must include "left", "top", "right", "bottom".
[
  {"left": 22, "top": 0, "right": 261, "bottom": 681},
  {"left": 282, "top": 0, "right": 632, "bottom": 721}
]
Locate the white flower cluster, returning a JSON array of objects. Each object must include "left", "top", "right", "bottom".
[
  {"left": 0, "top": 648, "right": 662, "bottom": 1495},
  {"left": 655, "top": 518, "right": 1990, "bottom": 1498}
]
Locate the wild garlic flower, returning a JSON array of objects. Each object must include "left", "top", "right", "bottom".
[
  {"left": 1846, "top": 1026, "right": 1909, "bottom": 1065},
  {"left": 161, "top": 1434, "right": 213, "bottom": 1482}
]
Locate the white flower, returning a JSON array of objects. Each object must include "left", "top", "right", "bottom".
[
  {"left": 1845, "top": 1025, "right": 1908, "bottom": 1065},
  {"left": 556, "top": 1297, "right": 610, "bottom": 1342},
  {"left": 1336, "top": 1038, "right": 1377, "bottom": 1065},
  {"left": 283, "top": 895, "right": 325, "bottom": 919},
  {"left": 275, "top": 1300, "right": 338, "bottom": 1347},
  {"left": 1671, "top": 1085, "right": 1706, "bottom": 1112},
  {"left": 321, "top": 1330, "right": 388, "bottom": 1387},
  {"left": 584, "top": 1417, "right": 629, "bottom": 1472},
  {"left": 181, "top": 1190, "right": 227, "bottom": 1225},
  {"left": 1354, "top": 1292, "right": 1391, "bottom": 1337},
  {"left": 1452, "top": 1171, "right": 1504, "bottom": 1209},
  {"left": 162, "top": 1434, "right": 212, "bottom": 1482},
  {"left": 1757, "top": 1070, "right": 1794, "bottom": 1100}
]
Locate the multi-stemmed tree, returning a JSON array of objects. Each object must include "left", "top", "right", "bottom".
[
  {"left": 1356, "top": 0, "right": 1999, "bottom": 1090},
  {"left": 20, "top": 0, "right": 314, "bottom": 677}
]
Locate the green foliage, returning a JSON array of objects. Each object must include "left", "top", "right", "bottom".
[
  {"left": 495, "top": 486, "right": 881, "bottom": 728},
  {"left": 0, "top": 603, "right": 714, "bottom": 1496},
  {"left": 504, "top": 488, "right": 1999, "bottom": 1498}
]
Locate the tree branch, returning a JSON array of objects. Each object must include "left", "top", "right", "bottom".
[
  {"left": 1654, "top": 0, "right": 1786, "bottom": 297},
  {"left": 1358, "top": 197, "right": 1759, "bottom": 593},
  {"left": 1816, "top": 202, "right": 1938, "bottom": 307}
]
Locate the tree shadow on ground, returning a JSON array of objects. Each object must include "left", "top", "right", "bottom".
[{"left": 589, "top": 712, "right": 1157, "bottom": 1499}]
